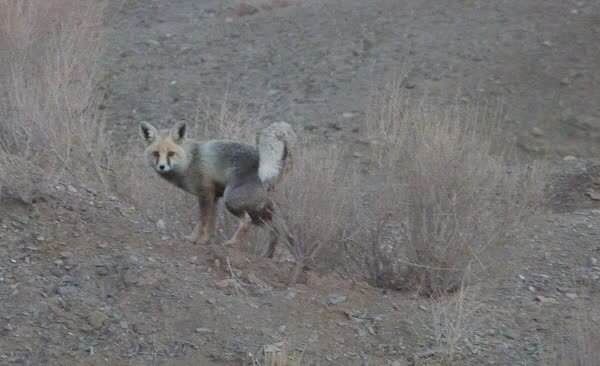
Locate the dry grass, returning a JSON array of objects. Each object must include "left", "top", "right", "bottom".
[
  {"left": 361, "top": 77, "right": 547, "bottom": 296},
  {"left": 270, "top": 141, "right": 357, "bottom": 284},
  {"left": 0, "top": 0, "right": 110, "bottom": 201}
]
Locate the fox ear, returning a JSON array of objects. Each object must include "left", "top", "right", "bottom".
[
  {"left": 140, "top": 121, "right": 158, "bottom": 143},
  {"left": 170, "top": 121, "right": 187, "bottom": 142}
]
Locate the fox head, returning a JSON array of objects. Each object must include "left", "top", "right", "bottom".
[{"left": 140, "top": 121, "right": 190, "bottom": 174}]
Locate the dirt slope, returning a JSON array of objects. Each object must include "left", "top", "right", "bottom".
[
  {"left": 102, "top": 0, "right": 600, "bottom": 157},
  {"left": 2, "top": 0, "right": 600, "bottom": 365}
]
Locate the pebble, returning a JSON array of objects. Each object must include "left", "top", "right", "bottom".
[
  {"left": 531, "top": 127, "right": 544, "bottom": 137},
  {"left": 96, "top": 265, "right": 109, "bottom": 276},
  {"left": 156, "top": 219, "right": 166, "bottom": 233},
  {"left": 327, "top": 294, "right": 348, "bottom": 305},
  {"left": 535, "top": 295, "right": 559, "bottom": 304},
  {"left": 145, "top": 39, "right": 160, "bottom": 47},
  {"left": 60, "top": 251, "right": 74, "bottom": 259},
  {"left": 195, "top": 327, "right": 211, "bottom": 334},
  {"left": 563, "top": 155, "right": 577, "bottom": 161},
  {"left": 565, "top": 293, "right": 578, "bottom": 300},
  {"left": 87, "top": 310, "right": 108, "bottom": 329}
]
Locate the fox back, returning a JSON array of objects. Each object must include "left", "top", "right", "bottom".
[{"left": 140, "top": 121, "right": 296, "bottom": 195}]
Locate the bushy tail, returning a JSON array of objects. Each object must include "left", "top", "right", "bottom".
[{"left": 256, "top": 122, "right": 297, "bottom": 191}]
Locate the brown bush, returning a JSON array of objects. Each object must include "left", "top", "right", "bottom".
[
  {"left": 361, "top": 78, "right": 546, "bottom": 296},
  {"left": 0, "top": 0, "right": 110, "bottom": 202},
  {"left": 270, "top": 141, "right": 357, "bottom": 284}
]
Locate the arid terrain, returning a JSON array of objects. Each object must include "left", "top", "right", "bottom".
[{"left": 1, "top": 1, "right": 599, "bottom": 365}]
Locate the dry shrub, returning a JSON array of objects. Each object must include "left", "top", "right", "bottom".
[
  {"left": 0, "top": 0, "right": 110, "bottom": 201},
  {"left": 271, "top": 141, "right": 357, "bottom": 284},
  {"left": 363, "top": 78, "right": 546, "bottom": 296}
]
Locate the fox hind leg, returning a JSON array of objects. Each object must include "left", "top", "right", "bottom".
[{"left": 222, "top": 212, "right": 252, "bottom": 246}]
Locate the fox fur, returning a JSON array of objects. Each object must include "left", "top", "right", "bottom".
[{"left": 139, "top": 120, "right": 296, "bottom": 258}]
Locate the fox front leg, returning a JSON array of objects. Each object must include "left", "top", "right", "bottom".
[{"left": 185, "top": 192, "right": 216, "bottom": 245}]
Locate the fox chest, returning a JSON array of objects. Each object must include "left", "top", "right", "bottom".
[{"left": 158, "top": 170, "right": 192, "bottom": 193}]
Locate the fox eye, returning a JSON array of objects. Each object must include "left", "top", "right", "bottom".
[
  {"left": 152, "top": 151, "right": 160, "bottom": 158},
  {"left": 167, "top": 151, "right": 175, "bottom": 157}
]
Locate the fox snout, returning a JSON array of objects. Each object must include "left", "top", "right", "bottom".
[{"left": 152, "top": 151, "right": 174, "bottom": 173}]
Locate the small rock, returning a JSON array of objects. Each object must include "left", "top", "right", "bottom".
[
  {"left": 419, "top": 305, "right": 428, "bottom": 311},
  {"left": 4, "top": 324, "right": 13, "bottom": 331},
  {"left": 120, "top": 320, "right": 129, "bottom": 329},
  {"left": 145, "top": 39, "right": 160, "bottom": 47},
  {"left": 565, "top": 293, "right": 578, "bottom": 300},
  {"left": 60, "top": 251, "right": 74, "bottom": 259},
  {"left": 95, "top": 265, "right": 109, "bottom": 276},
  {"left": 528, "top": 286, "right": 536, "bottom": 292},
  {"left": 13, "top": 216, "right": 30, "bottom": 225},
  {"left": 535, "top": 295, "right": 559, "bottom": 304},
  {"left": 156, "top": 219, "right": 166, "bottom": 233},
  {"left": 278, "top": 325, "right": 287, "bottom": 333},
  {"left": 87, "top": 310, "right": 108, "bottom": 329},
  {"left": 195, "top": 327, "right": 211, "bottom": 334},
  {"left": 263, "top": 344, "right": 281, "bottom": 353},
  {"left": 560, "top": 77, "right": 571, "bottom": 86},
  {"left": 233, "top": 3, "right": 259, "bottom": 17},
  {"left": 67, "top": 185, "right": 78, "bottom": 193},
  {"left": 563, "top": 155, "right": 577, "bottom": 161},
  {"left": 353, "top": 152, "right": 363, "bottom": 158},
  {"left": 206, "top": 298, "right": 216, "bottom": 305},
  {"left": 542, "top": 40, "right": 553, "bottom": 47},
  {"left": 327, "top": 294, "right": 347, "bottom": 305},
  {"left": 404, "top": 81, "right": 417, "bottom": 89},
  {"left": 531, "top": 127, "right": 544, "bottom": 137},
  {"left": 342, "top": 112, "right": 355, "bottom": 119},
  {"left": 590, "top": 257, "right": 598, "bottom": 266}
]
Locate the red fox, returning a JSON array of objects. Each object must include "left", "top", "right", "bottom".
[{"left": 140, "top": 121, "right": 296, "bottom": 258}]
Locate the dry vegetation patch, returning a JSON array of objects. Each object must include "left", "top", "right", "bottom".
[
  {"left": 0, "top": 0, "right": 110, "bottom": 202},
  {"left": 359, "top": 78, "right": 547, "bottom": 296}
]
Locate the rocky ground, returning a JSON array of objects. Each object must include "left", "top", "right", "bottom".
[{"left": 2, "top": 0, "right": 600, "bottom": 365}]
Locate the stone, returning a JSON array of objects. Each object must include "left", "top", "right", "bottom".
[
  {"left": 87, "top": 310, "right": 108, "bottom": 329},
  {"left": 327, "top": 294, "right": 347, "bottom": 305}
]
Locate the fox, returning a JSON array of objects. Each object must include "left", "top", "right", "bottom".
[{"left": 139, "top": 120, "right": 297, "bottom": 258}]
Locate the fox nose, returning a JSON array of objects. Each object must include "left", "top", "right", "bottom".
[{"left": 158, "top": 164, "right": 166, "bottom": 171}]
